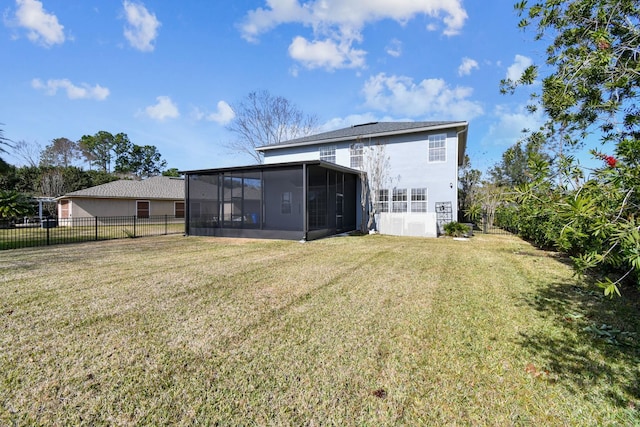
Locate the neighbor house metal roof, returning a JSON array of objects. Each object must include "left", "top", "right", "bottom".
[
  {"left": 60, "top": 176, "right": 184, "bottom": 200},
  {"left": 256, "top": 121, "right": 468, "bottom": 151}
]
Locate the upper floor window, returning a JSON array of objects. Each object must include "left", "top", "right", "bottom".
[
  {"left": 320, "top": 145, "right": 336, "bottom": 163},
  {"left": 411, "top": 188, "right": 428, "bottom": 212},
  {"left": 428, "top": 134, "right": 446, "bottom": 162},
  {"left": 350, "top": 142, "right": 363, "bottom": 169},
  {"left": 392, "top": 188, "right": 408, "bottom": 212}
]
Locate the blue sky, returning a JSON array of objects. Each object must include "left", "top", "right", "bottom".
[{"left": 2, "top": 0, "right": 567, "bottom": 174}]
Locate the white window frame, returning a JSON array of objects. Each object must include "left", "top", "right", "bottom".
[
  {"left": 428, "top": 134, "right": 447, "bottom": 163},
  {"left": 349, "top": 142, "right": 363, "bottom": 169},
  {"left": 410, "top": 188, "right": 428, "bottom": 212},
  {"left": 392, "top": 188, "right": 408, "bottom": 213},
  {"left": 320, "top": 145, "right": 336, "bottom": 163},
  {"left": 376, "top": 189, "right": 389, "bottom": 213}
]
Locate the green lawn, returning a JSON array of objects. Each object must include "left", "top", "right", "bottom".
[{"left": 1, "top": 234, "right": 638, "bottom": 425}]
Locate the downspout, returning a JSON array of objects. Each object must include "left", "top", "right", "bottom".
[
  {"left": 454, "top": 128, "right": 465, "bottom": 222},
  {"left": 184, "top": 175, "right": 189, "bottom": 236}
]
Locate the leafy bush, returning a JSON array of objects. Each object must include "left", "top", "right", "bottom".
[{"left": 443, "top": 221, "right": 471, "bottom": 238}]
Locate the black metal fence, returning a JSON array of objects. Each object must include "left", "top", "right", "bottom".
[{"left": 0, "top": 215, "right": 185, "bottom": 250}]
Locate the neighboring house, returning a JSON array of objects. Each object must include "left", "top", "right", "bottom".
[
  {"left": 182, "top": 121, "right": 467, "bottom": 240},
  {"left": 57, "top": 176, "right": 185, "bottom": 225}
]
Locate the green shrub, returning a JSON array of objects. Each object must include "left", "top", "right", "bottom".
[{"left": 443, "top": 221, "right": 470, "bottom": 238}]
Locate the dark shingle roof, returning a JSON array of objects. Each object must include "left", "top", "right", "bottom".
[
  {"left": 256, "top": 121, "right": 467, "bottom": 151},
  {"left": 61, "top": 176, "right": 184, "bottom": 200}
]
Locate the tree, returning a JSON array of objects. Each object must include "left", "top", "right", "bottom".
[
  {"left": 505, "top": 0, "right": 640, "bottom": 295},
  {"left": 0, "top": 125, "right": 12, "bottom": 165},
  {"left": 458, "top": 155, "right": 482, "bottom": 222},
  {"left": 226, "top": 90, "right": 318, "bottom": 163},
  {"left": 0, "top": 190, "right": 32, "bottom": 219},
  {"left": 488, "top": 134, "right": 550, "bottom": 187},
  {"left": 79, "top": 131, "right": 131, "bottom": 172},
  {"left": 11, "top": 139, "right": 41, "bottom": 167},
  {"left": 361, "top": 140, "right": 391, "bottom": 232},
  {"left": 123, "top": 144, "right": 167, "bottom": 178},
  {"left": 162, "top": 168, "right": 181, "bottom": 177},
  {"left": 40, "top": 137, "right": 82, "bottom": 167}
]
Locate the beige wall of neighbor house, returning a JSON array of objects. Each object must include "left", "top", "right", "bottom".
[{"left": 58, "top": 198, "right": 184, "bottom": 226}]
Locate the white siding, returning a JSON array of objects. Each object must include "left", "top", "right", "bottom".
[{"left": 263, "top": 128, "right": 462, "bottom": 237}]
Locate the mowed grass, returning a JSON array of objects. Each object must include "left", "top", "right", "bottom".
[{"left": 1, "top": 234, "right": 639, "bottom": 425}]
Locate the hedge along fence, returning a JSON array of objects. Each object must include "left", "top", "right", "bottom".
[{"left": 0, "top": 215, "right": 185, "bottom": 250}]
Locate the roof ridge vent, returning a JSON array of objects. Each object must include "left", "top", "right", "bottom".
[{"left": 352, "top": 121, "right": 379, "bottom": 128}]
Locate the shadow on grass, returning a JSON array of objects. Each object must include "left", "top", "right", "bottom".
[{"left": 518, "top": 279, "right": 640, "bottom": 411}]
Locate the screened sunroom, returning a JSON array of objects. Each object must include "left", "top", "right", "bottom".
[{"left": 183, "top": 161, "right": 360, "bottom": 241}]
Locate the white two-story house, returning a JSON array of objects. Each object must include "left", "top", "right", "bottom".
[
  {"left": 257, "top": 121, "right": 468, "bottom": 238},
  {"left": 182, "top": 121, "right": 467, "bottom": 240}
]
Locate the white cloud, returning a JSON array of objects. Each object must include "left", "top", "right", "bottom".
[
  {"left": 31, "top": 78, "right": 109, "bottom": 100},
  {"left": 362, "top": 73, "right": 483, "bottom": 120},
  {"left": 144, "top": 96, "right": 179, "bottom": 121},
  {"left": 191, "top": 101, "right": 236, "bottom": 125},
  {"left": 288, "top": 36, "right": 365, "bottom": 70},
  {"left": 506, "top": 54, "right": 532, "bottom": 81},
  {"left": 123, "top": 0, "right": 160, "bottom": 52},
  {"left": 482, "top": 104, "right": 544, "bottom": 147},
  {"left": 11, "top": 0, "right": 65, "bottom": 47},
  {"left": 206, "top": 101, "right": 235, "bottom": 125},
  {"left": 385, "top": 39, "right": 402, "bottom": 58},
  {"left": 320, "top": 113, "right": 381, "bottom": 132},
  {"left": 239, "top": 0, "right": 467, "bottom": 70},
  {"left": 458, "top": 57, "right": 478, "bottom": 76}
]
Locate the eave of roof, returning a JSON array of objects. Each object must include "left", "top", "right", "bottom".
[
  {"left": 180, "top": 160, "right": 362, "bottom": 176},
  {"left": 256, "top": 121, "right": 468, "bottom": 151}
]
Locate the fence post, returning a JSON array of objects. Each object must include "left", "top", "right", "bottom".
[
  {"left": 165, "top": 215, "right": 168, "bottom": 235},
  {"left": 133, "top": 215, "right": 136, "bottom": 238},
  {"left": 95, "top": 216, "right": 98, "bottom": 241},
  {"left": 46, "top": 218, "right": 50, "bottom": 246}
]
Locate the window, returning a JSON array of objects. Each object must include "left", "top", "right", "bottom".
[
  {"left": 175, "top": 202, "right": 185, "bottom": 218},
  {"left": 428, "top": 134, "right": 446, "bottom": 162},
  {"left": 392, "top": 188, "right": 407, "bottom": 212},
  {"left": 376, "top": 189, "right": 389, "bottom": 213},
  {"left": 281, "top": 191, "right": 292, "bottom": 214},
  {"left": 350, "top": 142, "right": 363, "bottom": 168},
  {"left": 137, "top": 200, "right": 150, "bottom": 218},
  {"left": 60, "top": 200, "right": 70, "bottom": 218},
  {"left": 411, "top": 188, "right": 428, "bottom": 212},
  {"left": 320, "top": 145, "right": 336, "bottom": 163}
]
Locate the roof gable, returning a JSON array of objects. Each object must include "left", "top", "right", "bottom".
[{"left": 60, "top": 176, "right": 184, "bottom": 200}]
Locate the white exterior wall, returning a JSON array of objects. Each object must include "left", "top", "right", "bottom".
[{"left": 262, "top": 129, "right": 461, "bottom": 237}]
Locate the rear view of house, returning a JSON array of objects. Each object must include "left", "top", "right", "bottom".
[
  {"left": 257, "top": 121, "right": 468, "bottom": 237},
  {"left": 182, "top": 121, "right": 467, "bottom": 240}
]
